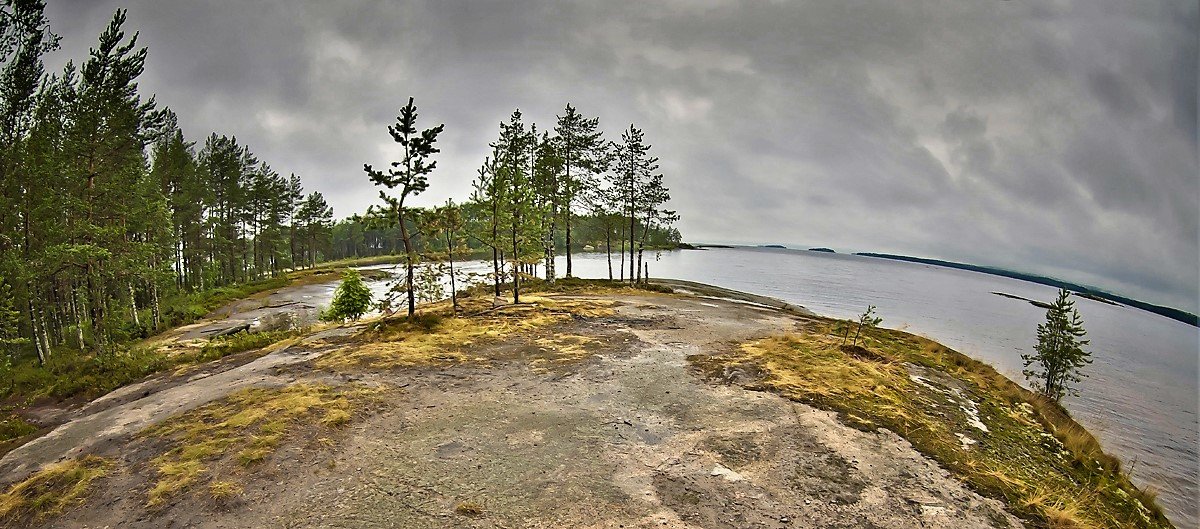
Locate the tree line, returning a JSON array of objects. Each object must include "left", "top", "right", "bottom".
[
  {"left": 0, "top": 4, "right": 335, "bottom": 362},
  {"left": 327, "top": 209, "right": 680, "bottom": 271},
  {"left": 357, "top": 100, "right": 679, "bottom": 317}
]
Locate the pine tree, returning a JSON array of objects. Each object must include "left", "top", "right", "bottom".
[
  {"left": 1023, "top": 289, "right": 1092, "bottom": 402},
  {"left": 635, "top": 172, "right": 676, "bottom": 283},
  {"left": 283, "top": 173, "right": 304, "bottom": 270},
  {"left": 428, "top": 200, "right": 465, "bottom": 314},
  {"left": 364, "top": 97, "right": 444, "bottom": 318},
  {"left": 612, "top": 125, "right": 659, "bottom": 284},
  {"left": 493, "top": 110, "right": 538, "bottom": 303},
  {"left": 578, "top": 142, "right": 620, "bottom": 280},
  {"left": 295, "top": 192, "right": 333, "bottom": 268},
  {"left": 65, "top": 9, "right": 164, "bottom": 347},
  {"left": 151, "top": 111, "right": 204, "bottom": 290},
  {"left": 470, "top": 146, "right": 506, "bottom": 298},
  {"left": 199, "top": 133, "right": 256, "bottom": 284},
  {"left": 0, "top": 2, "right": 331, "bottom": 371},
  {"left": 844, "top": 305, "right": 882, "bottom": 347},
  {"left": 0, "top": 0, "right": 57, "bottom": 360},
  {"left": 554, "top": 104, "right": 606, "bottom": 278},
  {"left": 533, "top": 130, "right": 562, "bottom": 282}
]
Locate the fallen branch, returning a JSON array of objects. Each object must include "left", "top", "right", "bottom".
[{"left": 208, "top": 323, "right": 251, "bottom": 339}]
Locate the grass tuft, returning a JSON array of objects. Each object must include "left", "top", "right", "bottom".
[
  {"left": 208, "top": 480, "right": 243, "bottom": 501},
  {"left": 142, "top": 383, "right": 381, "bottom": 506},
  {"left": 0, "top": 455, "right": 112, "bottom": 525},
  {"left": 320, "top": 408, "right": 352, "bottom": 428},
  {"left": 455, "top": 501, "right": 484, "bottom": 517}
]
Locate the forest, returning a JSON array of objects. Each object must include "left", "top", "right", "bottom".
[
  {"left": 0, "top": 2, "right": 680, "bottom": 375},
  {"left": 0, "top": 5, "right": 335, "bottom": 367}
]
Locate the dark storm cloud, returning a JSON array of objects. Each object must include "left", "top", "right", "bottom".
[{"left": 43, "top": 0, "right": 1199, "bottom": 312}]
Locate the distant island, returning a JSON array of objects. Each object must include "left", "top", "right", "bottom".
[
  {"left": 857, "top": 253, "right": 1198, "bottom": 327},
  {"left": 808, "top": 247, "right": 836, "bottom": 253},
  {"left": 992, "top": 291, "right": 1053, "bottom": 310},
  {"left": 758, "top": 244, "right": 787, "bottom": 249}
]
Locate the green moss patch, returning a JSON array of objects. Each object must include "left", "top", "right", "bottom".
[{"left": 0, "top": 413, "right": 38, "bottom": 444}]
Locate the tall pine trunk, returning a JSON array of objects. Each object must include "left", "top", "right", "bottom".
[
  {"left": 289, "top": 223, "right": 297, "bottom": 271},
  {"left": 545, "top": 207, "right": 556, "bottom": 283},
  {"left": 511, "top": 208, "right": 521, "bottom": 304},
  {"left": 565, "top": 207, "right": 573, "bottom": 277},
  {"left": 151, "top": 282, "right": 161, "bottom": 331},
  {"left": 446, "top": 229, "right": 458, "bottom": 314},
  {"left": 37, "top": 309, "right": 50, "bottom": 360},
  {"left": 619, "top": 226, "right": 625, "bottom": 282},
  {"left": 491, "top": 200, "right": 501, "bottom": 297},
  {"left": 87, "top": 264, "right": 105, "bottom": 348},
  {"left": 398, "top": 209, "right": 416, "bottom": 317},
  {"left": 492, "top": 246, "right": 501, "bottom": 297},
  {"left": 565, "top": 161, "right": 573, "bottom": 278},
  {"left": 605, "top": 225, "right": 613, "bottom": 280},
  {"left": 72, "top": 287, "right": 85, "bottom": 349},
  {"left": 628, "top": 207, "right": 636, "bottom": 284},
  {"left": 636, "top": 214, "right": 651, "bottom": 283}
]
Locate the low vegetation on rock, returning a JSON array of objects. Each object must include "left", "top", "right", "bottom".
[
  {"left": 315, "top": 289, "right": 616, "bottom": 372},
  {"left": 692, "top": 319, "right": 1169, "bottom": 528},
  {"left": 140, "top": 383, "right": 384, "bottom": 506},
  {"left": 0, "top": 455, "right": 112, "bottom": 525}
]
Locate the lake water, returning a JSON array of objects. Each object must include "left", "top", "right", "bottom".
[
  {"left": 358, "top": 247, "right": 1198, "bottom": 527},
  {"left": 555, "top": 247, "right": 1198, "bottom": 528}
]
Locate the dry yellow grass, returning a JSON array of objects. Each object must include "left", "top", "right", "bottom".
[
  {"left": 0, "top": 455, "right": 112, "bottom": 524},
  {"left": 142, "top": 383, "right": 381, "bottom": 506},
  {"left": 208, "top": 480, "right": 243, "bottom": 501},
  {"left": 694, "top": 320, "right": 1170, "bottom": 528},
  {"left": 316, "top": 294, "right": 614, "bottom": 371},
  {"left": 455, "top": 500, "right": 484, "bottom": 517}
]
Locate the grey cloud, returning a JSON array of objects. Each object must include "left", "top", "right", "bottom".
[
  {"left": 1088, "top": 69, "right": 1147, "bottom": 118},
  {"left": 41, "top": 0, "right": 1198, "bottom": 312}
]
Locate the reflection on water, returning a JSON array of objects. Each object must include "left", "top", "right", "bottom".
[{"left": 347, "top": 248, "right": 1197, "bottom": 526}]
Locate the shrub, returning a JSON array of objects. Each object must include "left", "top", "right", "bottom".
[
  {"left": 0, "top": 414, "right": 37, "bottom": 443},
  {"left": 196, "top": 329, "right": 296, "bottom": 362},
  {"left": 324, "top": 270, "right": 373, "bottom": 321}
]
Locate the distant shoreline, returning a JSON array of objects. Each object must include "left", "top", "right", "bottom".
[{"left": 856, "top": 252, "right": 1197, "bottom": 327}]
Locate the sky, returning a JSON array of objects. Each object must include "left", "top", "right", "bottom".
[{"left": 43, "top": 0, "right": 1198, "bottom": 313}]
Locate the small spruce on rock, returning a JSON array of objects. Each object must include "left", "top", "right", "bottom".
[{"left": 326, "top": 270, "right": 373, "bottom": 321}]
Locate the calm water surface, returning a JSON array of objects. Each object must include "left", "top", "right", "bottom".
[{"left": 556, "top": 247, "right": 1198, "bottom": 528}]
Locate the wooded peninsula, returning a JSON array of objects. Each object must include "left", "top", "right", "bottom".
[{"left": 0, "top": 3, "right": 1177, "bottom": 529}]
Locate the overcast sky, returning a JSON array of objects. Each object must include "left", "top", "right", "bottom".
[{"left": 44, "top": 1, "right": 1198, "bottom": 312}]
